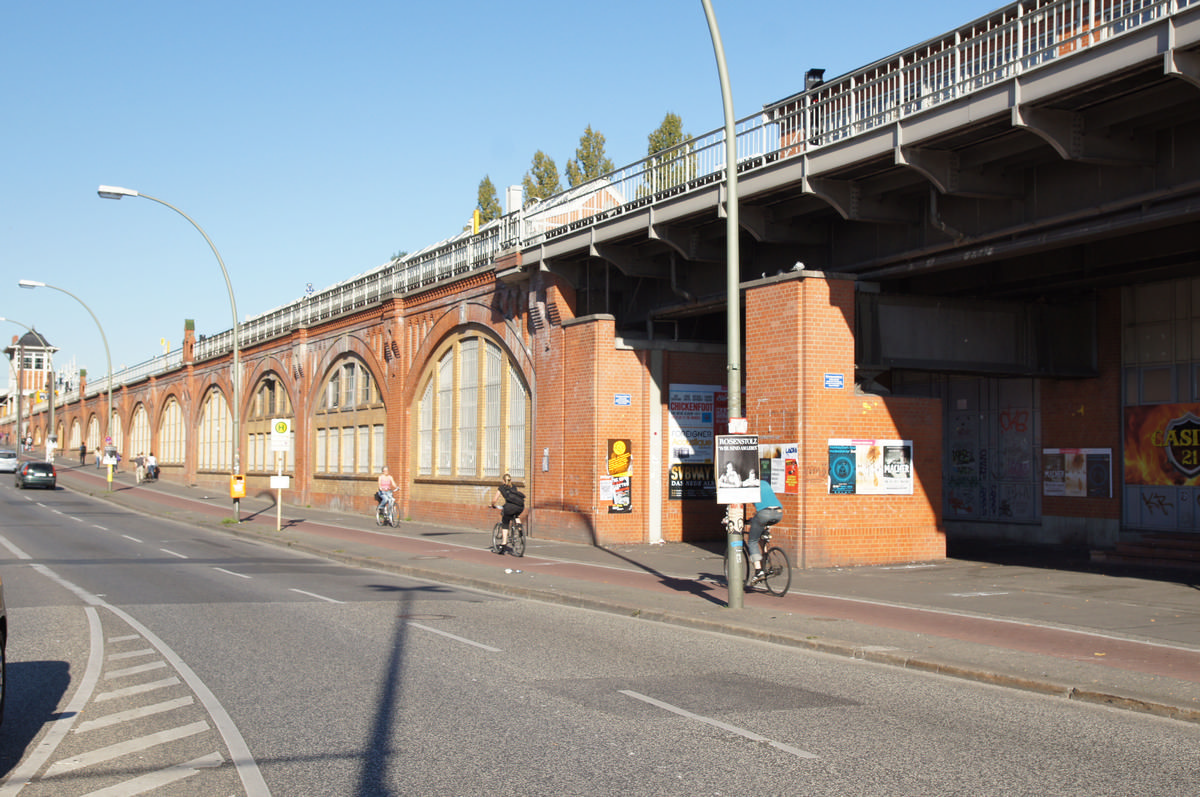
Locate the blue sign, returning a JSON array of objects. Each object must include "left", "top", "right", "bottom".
[
  {"left": 824, "top": 373, "right": 845, "bottom": 389},
  {"left": 614, "top": 393, "right": 632, "bottom": 406}
]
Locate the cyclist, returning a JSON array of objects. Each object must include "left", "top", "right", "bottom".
[
  {"left": 377, "top": 466, "right": 397, "bottom": 515},
  {"left": 747, "top": 479, "right": 783, "bottom": 583},
  {"left": 489, "top": 473, "right": 524, "bottom": 553}
]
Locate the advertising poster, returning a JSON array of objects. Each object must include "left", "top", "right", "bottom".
[
  {"left": 1124, "top": 404, "right": 1200, "bottom": 486},
  {"left": 715, "top": 434, "right": 760, "bottom": 504},
  {"left": 607, "top": 438, "right": 632, "bottom": 513},
  {"left": 828, "top": 439, "right": 914, "bottom": 495},
  {"left": 1042, "top": 448, "right": 1111, "bottom": 498},
  {"left": 667, "top": 384, "right": 721, "bottom": 499},
  {"left": 783, "top": 443, "right": 799, "bottom": 495},
  {"left": 758, "top": 443, "right": 793, "bottom": 495}
]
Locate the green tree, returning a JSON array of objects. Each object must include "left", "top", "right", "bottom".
[
  {"left": 641, "top": 112, "right": 696, "bottom": 197},
  {"left": 565, "top": 125, "right": 615, "bottom": 187},
  {"left": 521, "top": 150, "right": 562, "bottom": 206},
  {"left": 477, "top": 176, "right": 502, "bottom": 223}
]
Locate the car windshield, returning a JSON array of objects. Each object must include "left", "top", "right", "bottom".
[{"left": 26, "top": 464, "right": 53, "bottom": 474}]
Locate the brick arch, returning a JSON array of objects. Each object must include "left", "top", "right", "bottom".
[
  {"left": 244, "top": 356, "right": 299, "bottom": 416},
  {"left": 402, "top": 301, "right": 534, "bottom": 411},
  {"left": 303, "top": 332, "right": 386, "bottom": 414}
]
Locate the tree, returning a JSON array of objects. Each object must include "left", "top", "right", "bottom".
[
  {"left": 521, "top": 150, "right": 562, "bottom": 206},
  {"left": 641, "top": 112, "right": 696, "bottom": 197},
  {"left": 477, "top": 176, "right": 502, "bottom": 223},
  {"left": 565, "top": 125, "right": 615, "bottom": 187}
]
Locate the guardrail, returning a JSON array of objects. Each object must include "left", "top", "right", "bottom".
[{"left": 17, "top": 0, "right": 1190, "bottom": 408}]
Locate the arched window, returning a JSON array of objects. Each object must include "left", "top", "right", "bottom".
[
  {"left": 246, "top": 374, "right": 295, "bottom": 473},
  {"left": 108, "top": 411, "right": 123, "bottom": 454},
  {"left": 416, "top": 335, "right": 527, "bottom": 480},
  {"left": 129, "top": 404, "right": 151, "bottom": 458},
  {"left": 197, "top": 388, "right": 232, "bottom": 471},
  {"left": 159, "top": 397, "right": 186, "bottom": 465},
  {"left": 313, "top": 358, "right": 384, "bottom": 476},
  {"left": 86, "top": 416, "right": 100, "bottom": 453},
  {"left": 70, "top": 419, "right": 82, "bottom": 450}
]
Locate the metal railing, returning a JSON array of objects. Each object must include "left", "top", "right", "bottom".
[{"left": 6, "top": 0, "right": 1189, "bottom": 414}]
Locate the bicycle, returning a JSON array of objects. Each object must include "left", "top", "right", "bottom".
[
  {"left": 723, "top": 517, "right": 791, "bottom": 597},
  {"left": 376, "top": 494, "right": 397, "bottom": 527},
  {"left": 491, "top": 514, "right": 525, "bottom": 557}
]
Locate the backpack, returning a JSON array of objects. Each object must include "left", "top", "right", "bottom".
[{"left": 504, "top": 485, "right": 525, "bottom": 509}]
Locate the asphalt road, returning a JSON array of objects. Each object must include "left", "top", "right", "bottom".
[{"left": 1, "top": 482, "right": 1197, "bottom": 795}]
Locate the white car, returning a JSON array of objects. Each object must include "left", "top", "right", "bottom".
[{"left": 0, "top": 450, "right": 17, "bottom": 474}]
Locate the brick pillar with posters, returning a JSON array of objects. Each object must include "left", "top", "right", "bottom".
[{"left": 744, "top": 270, "right": 945, "bottom": 568}]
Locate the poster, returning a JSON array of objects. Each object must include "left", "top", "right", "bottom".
[
  {"left": 1043, "top": 447, "right": 1111, "bottom": 497},
  {"left": 607, "top": 438, "right": 632, "bottom": 513},
  {"left": 1124, "top": 404, "right": 1200, "bottom": 486},
  {"left": 668, "top": 384, "right": 721, "bottom": 499},
  {"left": 715, "top": 434, "right": 760, "bottom": 504},
  {"left": 827, "top": 439, "right": 914, "bottom": 495}
]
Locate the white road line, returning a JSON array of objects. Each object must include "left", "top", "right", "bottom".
[
  {"left": 106, "top": 661, "right": 168, "bottom": 679},
  {"left": 289, "top": 588, "right": 343, "bottom": 603},
  {"left": 95, "top": 525, "right": 109, "bottom": 531},
  {"left": 96, "top": 676, "right": 182, "bottom": 702},
  {"left": 81, "top": 751, "right": 224, "bottom": 797},
  {"left": 619, "top": 690, "right": 819, "bottom": 760},
  {"left": 213, "top": 567, "right": 251, "bottom": 579},
  {"left": 44, "top": 720, "right": 210, "bottom": 777},
  {"left": 408, "top": 622, "right": 502, "bottom": 652},
  {"left": 121, "top": 534, "right": 141, "bottom": 542},
  {"left": 76, "top": 696, "right": 195, "bottom": 733},
  {"left": 108, "top": 648, "right": 157, "bottom": 661},
  {"left": 69, "top": 516, "right": 84, "bottom": 522},
  {"left": 109, "top": 634, "right": 141, "bottom": 643},
  {"left": 160, "top": 548, "right": 188, "bottom": 559}
]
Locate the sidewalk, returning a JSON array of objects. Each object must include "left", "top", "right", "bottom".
[{"left": 54, "top": 463, "right": 1200, "bottom": 724}]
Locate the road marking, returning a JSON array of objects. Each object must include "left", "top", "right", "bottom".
[
  {"left": 45, "top": 720, "right": 210, "bottom": 777},
  {"left": 290, "top": 588, "right": 343, "bottom": 603},
  {"left": 80, "top": 752, "right": 224, "bottom": 797},
  {"left": 108, "top": 647, "right": 157, "bottom": 661},
  {"left": 96, "top": 676, "right": 183, "bottom": 702},
  {"left": 109, "top": 634, "right": 140, "bottom": 643},
  {"left": 213, "top": 567, "right": 251, "bottom": 579},
  {"left": 106, "top": 661, "right": 169, "bottom": 679},
  {"left": 76, "top": 696, "right": 195, "bottom": 732},
  {"left": 619, "top": 690, "right": 819, "bottom": 760},
  {"left": 408, "top": 622, "right": 502, "bottom": 652},
  {"left": 949, "top": 591, "right": 1009, "bottom": 598},
  {"left": 121, "top": 534, "right": 140, "bottom": 542},
  {"left": 161, "top": 548, "right": 188, "bottom": 559}
]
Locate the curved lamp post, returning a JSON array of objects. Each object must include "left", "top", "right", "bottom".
[
  {"left": 0, "top": 317, "right": 54, "bottom": 459},
  {"left": 98, "top": 186, "right": 241, "bottom": 507},
  {"left": 16, "top": 282, "right": 112, "bottom": 462},
  {"left": 701, "top": 0, "right": 745, "bottom": 608}
]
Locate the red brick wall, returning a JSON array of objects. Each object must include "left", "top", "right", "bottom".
[{"left": 745, "top": 272, "right": 946, "bottom": 567}]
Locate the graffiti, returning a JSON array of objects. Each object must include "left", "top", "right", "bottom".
[
  {"left": 1141, "top": 491, "right": 1174, "bottom": 516},
  {"left": 999, "top": 409, "right": 1029, "bottom": 432}
]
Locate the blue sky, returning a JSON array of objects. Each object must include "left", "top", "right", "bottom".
[{"left": 3, "top": 0, "right": 1003, "bottom": 383}]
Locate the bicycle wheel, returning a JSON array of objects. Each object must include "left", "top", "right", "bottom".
[
  {"left": 385, "top": 502, "right": 397, "bottom": 527},
  {"left": 492, "top": 522, "right": 505, "bottom": 553},
  {"left": 763, "top": 546, "right": 792, "bottom": 596},
  {"left": 375, "top": 503, "right": 386, "bottom": 527},
  {"left": 509, "top": 522, "right": 525, "bottom": 557}
]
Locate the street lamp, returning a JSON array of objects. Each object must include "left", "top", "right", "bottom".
[
  {"left": 0, "top": 317, "right": 54, "bottom": 460},
  {"left": 16, "top": 282, "right": 112, "bottom": 464},
  {"left": 701, "top": 0, "right": 745, "bottom": 608},
  {"left": 98, "top": 186, "right": 242, "bottom": 511}
]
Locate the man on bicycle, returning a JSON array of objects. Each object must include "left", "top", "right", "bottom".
[
  {"left": 489, "top": 473, "right": 524, "bottom": 553},
  {"left": 377, "top": 466, "right": 397, "bottom": 511},
  {"left": 748, "top": 479, "right": 783, "bottom": 582}
]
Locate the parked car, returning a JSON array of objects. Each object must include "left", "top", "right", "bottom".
[
  {"left": 15, "top": 461, "right": 56, "bottom": 489},
  {"left": 0, "top": 450, "right": 17, "bottom": 473}
]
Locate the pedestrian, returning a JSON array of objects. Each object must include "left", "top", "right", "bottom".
[
  {"left": 146, "top": 452, "right": 158, "bottom": 480},
  {"left": 79, "top": 442, "right": 86, "bottom": 466},
  {"left": 134, "top": 453, "right": 145, "bottom": 484}
]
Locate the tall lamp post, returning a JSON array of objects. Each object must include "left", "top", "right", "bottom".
[
  {"left": 98, "top": 186, "right": 242, "bottom": 514},
  {"left": 701, "top": 0, "right": 745, "bottom": 608},
  {"left": 16, "top": 282, "right": 112, "bottom": 466},
  {"left": 0, "top": 318, "right": 54, "bottom": 460}
]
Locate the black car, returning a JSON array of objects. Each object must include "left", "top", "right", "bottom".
[{"left": 15, "top": 461, "right": 56, "bottom": 489}]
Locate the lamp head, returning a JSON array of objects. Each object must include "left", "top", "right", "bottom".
[
  {"left": 98, "top": 185, "right": 139, "bottom": 200},
  {"left": 18, "top": 280, "right": 45, "bottom": 289}
]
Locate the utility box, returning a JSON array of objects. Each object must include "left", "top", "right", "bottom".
[{"left": 230, "top": 474, "right": 246, "bottom": 499}]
